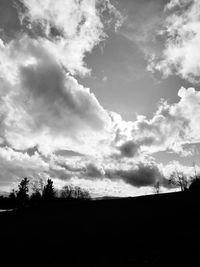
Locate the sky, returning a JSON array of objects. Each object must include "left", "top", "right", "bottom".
[{"left": 0, "top": 0, "right": 200, "bottom": 197}]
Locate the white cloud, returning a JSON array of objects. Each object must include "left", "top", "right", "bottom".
[
  {"left": 112, "top": 87, "right": 200, "bottom": 157},
  {"left": 0, "top": 36, "right": 111, "bottom": 155},
  {"left": 1, "top": 0, "right": 200, "bottom": 196},
  {"left": 149, "top": 0, "right": 200, "bottom": 82},
  {"left": 19, "top": 0, "right": 122, "bottom": 75},
  {"left": 0, "top": 146, "right": 49, "bottom": 189},
  {"left": 0, "top": 0, "right": 122, "bottom": 158},
  {"left": 0, "top": 0, "right": 126, "bottom": 195},
  {"left": 65, "top": 176, "right": 156, "bottom": 198},
  {"left": 164, "top": 0, "right": 190, "bottom": 10},
  {"left": 162, "top": 160, "right": 200, "bottom": 178}
]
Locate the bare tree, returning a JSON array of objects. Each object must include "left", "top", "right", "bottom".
[
  {"left": 153, "top": 181, "right": 160, "bottom": 194},
  {"left": 60, "top": 185, "right": 74, "bottom": 198},
  {"left": 60, "top": 185, "right": 91, "bottom": 200},
  {"left": 169, "top": 171, "right": 189, "bottom": 191},
  {"left": 29, "top": 178, "right": 45, "bottom": 203},
  {"left": 31, "top": 178, "right": 44, "bottom": 196}
]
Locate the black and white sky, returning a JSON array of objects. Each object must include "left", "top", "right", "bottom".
[{"left": 0, "top": 0, "right": 200, "bottom": 197}]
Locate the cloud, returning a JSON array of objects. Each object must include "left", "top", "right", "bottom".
[
  {"left": 19, "top": 40, "right": 109, "bottom": 132},
  {"left": 164, "top": 0, "right": 193, "bottom": 11},
  {"left": 0, "top": 0, "right": 122, "bottom": 157},
  {"left": 65, "top": 176, "right": 147, "bottom": 198},
  {"left": 149, "top": 0, "right": 200, "bottom": 82},
  {"left": 112, "top": 87, "right": 200, "bottom": 157},
  {"left": 106, "top": 161, "right": 165, "bottom": 188},
  {"left": 69, "top": 176, "right": 162, "bottom": 198},
  {"left": 44, "top": 151, "right": 167, "bottom": 189},
  {"left": 85, "top": 162, "right": 105, "bottom": 178},
  {"left": 118, "top": 141, "right": 140, "bottom": 158},
  {"left": 1, "top": 0, "right": 200, "bottom": 196},
  {"left": 0, "top": 36, "right": 111, "bottom": 155},
  {"left": 0, "top": 144, "right": 171, "bottom": 196},
  {"left": 53, "top": 155, "right": 169, "bottom": 192},
  {"left": 18, "top": 0, "right": 122, "bottom": 76},
  {"left": 0, "top": 0, "right": 151, "bottom": 196},
  {"left": 0, "top": 0, "right": 22, "bottom": 41},
  {"left": 1, "top": 35, "right": 200, "bottom": 192},
  {"left": 0, "top": 146, "right": 49, "bottom": 189},
  {"left": 0, "top": 144, "right": 167, "bottom": 193},
  {"left": 162, "top": 160, "right": 200, "bottom": 178}
]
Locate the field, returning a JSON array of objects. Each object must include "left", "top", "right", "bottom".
[{"left": 0, "top": 192, "right": 200, "bottom": 266}]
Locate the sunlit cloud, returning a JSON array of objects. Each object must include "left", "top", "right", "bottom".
[
  {"left": 0, "top": 0, "right": 200, "bottom": 196},
  {"left": 148, "top": 0, "right": 200, "bottom": 83},
  {"left": 19, "top": 0, "right": 122, "bottom": 75}
]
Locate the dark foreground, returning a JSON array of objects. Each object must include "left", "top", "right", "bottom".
[{"left": 0, "top": 192, "right": 200, "bottom": 266}]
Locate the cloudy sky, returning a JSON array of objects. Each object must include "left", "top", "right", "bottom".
[{"left": 0, "top": 0, "right": 200, "bottom": 197}]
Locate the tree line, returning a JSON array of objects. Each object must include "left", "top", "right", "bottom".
[{"left": 2, "top": 177, "right": 91, "bottom": 208}]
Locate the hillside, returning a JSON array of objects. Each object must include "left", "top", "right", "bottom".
[{"left": 0, "top": 191, "right": 200, "bottom": 266}]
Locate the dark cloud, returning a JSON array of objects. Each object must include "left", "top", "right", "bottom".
[
  {"left": 0, "top": 142, "right": 38, "bottom": 156},
  {"left": 19, "top": 45, "right": 108, "bottom": 134},
  {"left": 85, "top": 163, "right": 105, "bottom": 178},
  {"left": 55, "top": 150, "right": 83, "bottom": 157},
  {"left": 118, "top": 141, "right": 140, "bottom": 157},
  {"left": 106, "top": 162, "right": 167, "bottom": 188},
  {"left": 0, "top": 0, "right": 22, "bottom": 41},
  {"left": 50, "top": 155, "right": 168, "bottom": 189}
]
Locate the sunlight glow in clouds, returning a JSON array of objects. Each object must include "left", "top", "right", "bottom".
[
  {"left": 149, "top": 0, "right": 200, "bottom": 83},
  {"left": 111, "top": 86, "right": 200, "bottom": 158},
  {"left": 0, "top": 0, "right": 200, "bottom": 196},
  {"left": 19, "top": 0, "right": 122, "bottom": 75}
]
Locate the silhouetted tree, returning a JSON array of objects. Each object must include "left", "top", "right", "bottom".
[
  {"left": 60, "top": 185, "right": 74, "bottom": 198},
  {"left": 16, "top": 177, "right": 30, "bottom": 206},
  {"left": 189, "top": 176, "right": 200, "bottom": 193},
  {"left": 74, "top": 186, "right": 91, "bottom": 199},
  {"left": 153, "top": 181, "right": 160, "bottom": 194},
  {"left": 9, "top": 189, "right": 17, "bottom": 200},
  {"left": 61, "top": 185, "right": 91, "bottom": 200},
  {"left": 42, "top": 179, "right": 55, "bottom": 200},
  {"left": 31, "top": 178, "right": 44, "bottom": 195},
  {"left": 30, "top": 191, "right": 42, "bottom": 204},
  {"left": 30, "top": 178, "right": 44, "bottom": 203},
  {"left": 169, "top": 171, "right": 189, "bottom": 191}
]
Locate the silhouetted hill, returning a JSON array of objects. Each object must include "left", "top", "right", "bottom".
[{"left": 0, "top": 191, "right": 200, "bottom": 266}]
